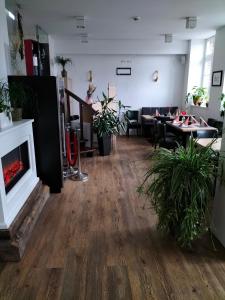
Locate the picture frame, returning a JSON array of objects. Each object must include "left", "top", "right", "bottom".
[
  {"left": 116, "top": 67, "right": 131, "bottom": 76},
  {"left": 212, "top": 70, "right": 223, "bottom": 86}
]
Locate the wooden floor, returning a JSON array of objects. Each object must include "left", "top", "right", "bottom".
[{"left": 1, "top": 137, "right": 225, "bottom": 300}]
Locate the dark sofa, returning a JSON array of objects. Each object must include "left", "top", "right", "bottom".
[
  {"left": 141, "top": 107, "right": 178, "bottom": 137},
  {"left": 142, "top": 106, "right": 178, "bottom": 116}
]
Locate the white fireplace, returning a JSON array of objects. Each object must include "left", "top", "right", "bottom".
[{"left": 0, "top": 120, "right": 38, "bottom": 229}]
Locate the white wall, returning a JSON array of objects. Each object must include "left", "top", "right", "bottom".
[
  {"left": 211, "top": 26, "right": 225, "bottom": 246},
  {"left": 54, "top": 38, "right": 189, "bottom": 56},
  {"left": 59, "top": 54, "right": 186, "bottom": 114},
  {"left": 208, "top": 26, "right": 225, "bottom": 120},
  {"left": 0, "top": 0, "right": 9, "bottom": 80}
]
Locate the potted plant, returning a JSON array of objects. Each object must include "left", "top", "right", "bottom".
[
  {"left": 138, "top": 138, "right": 220, "bottom": 248},
  {"left": 0, "top": 81, "right": 11, "bottom": 129},
  {"left": 8, "top": 82, "right": 26, "bottom": 121},
  {"left": 55, "top": 56, "right": 72, "bottom": 78},
  {"left": 189, "top": 86, "right": 208, "bottom": 106},
  {"left": 93, "top": 93, "right": 124, "bottom": 156}
]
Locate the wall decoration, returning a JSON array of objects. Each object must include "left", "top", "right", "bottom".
[
  {"left": 152, "top": 70, "right": 159, "bottom": 82},
  {"left": 116, "top": 67, "right": 131, "bottom": 76},
  {"left": 212, "top": 70, "right": 223, "bottom": 86},
  {"left": 88, "top": 70, "right": 93, "bottom": 82}
]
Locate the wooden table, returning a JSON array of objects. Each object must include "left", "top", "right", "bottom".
[
  {"left": 196, "top": 138, "right": 222, "bottom": 152},
  {"left": 166, "top": 121, "right": 218, "bottom": 147}
]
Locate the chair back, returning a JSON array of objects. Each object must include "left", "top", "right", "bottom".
[
  {"left": 154, "top": 122, "right": 166, "bottom": 142},
  {"left": 194, "top": 129, "right": 218, "bottom": 139},
  {"left": 126, "top": 110, "right": 139, "bottom": 121}
]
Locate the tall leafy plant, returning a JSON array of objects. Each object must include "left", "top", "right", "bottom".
[
  {"left": 55, "top": 56, "right": 72, "bottom": 77},
  {"left": 138, "top": 138, "right": 220, "bottom": 248},
  {"left": 93, "top": 92, "right": 124, "bottom": 137}
]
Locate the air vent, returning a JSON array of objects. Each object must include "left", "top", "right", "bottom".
[{"left": 186, "top": 17, "right": 197, "bottom": 29}]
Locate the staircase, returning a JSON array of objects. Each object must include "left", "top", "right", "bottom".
[{"left": 65, "top": 89, "right": 96, "bottom": 156}]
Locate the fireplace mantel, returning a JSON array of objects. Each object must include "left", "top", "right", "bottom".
[{"left": 0, "top": 120, "right": 39, "bottom": 229}]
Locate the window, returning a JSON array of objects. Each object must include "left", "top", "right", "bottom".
[{"left": 202, "top": 36, "right": 215, "bottom": 99}]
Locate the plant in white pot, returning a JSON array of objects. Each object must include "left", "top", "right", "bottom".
[
  {"left": 0, "top": 81, "right": 11, "bottom": 129},
  {"left": 93, "top": 93, "right": 124, "bottom": 156}
]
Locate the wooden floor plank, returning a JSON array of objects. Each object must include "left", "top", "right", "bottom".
[{"left": 0, "top": 137, "right": 225, "bottom": 300}]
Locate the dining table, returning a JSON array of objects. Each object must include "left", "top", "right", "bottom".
[
  {"left": 196, "top": 138, "right": 222, "bottom": 152},
  {"left": 166, "top": 121, "right": 218, "bottom": 147}
]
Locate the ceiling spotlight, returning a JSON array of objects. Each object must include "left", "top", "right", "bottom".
[
  {"left": 186, "top": 17, "right": 197, "bottom": 29},
  {"left": 165, "top": 34, "right": 173, "bottom": 43},
  {"left": 6, "top": 9, "right": 15, "bottom": 20},
  {"left": 75, "top": 16, "right": 86, "bottom": 30},
  {"left": 132, "top": 16, "right": 141, "bottom": 21}
]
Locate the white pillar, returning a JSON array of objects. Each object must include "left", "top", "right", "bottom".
[{"left": 211, "top": 25, "right": 225, "bottom": 246}]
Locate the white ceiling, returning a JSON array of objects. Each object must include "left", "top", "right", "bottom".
[{"left": 7, "top": 0, "right": 225, "bottom": 41}]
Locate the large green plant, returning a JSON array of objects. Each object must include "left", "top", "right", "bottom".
[
  {"left": 0, "top": 81, "right": 10, "bottom": 114},
  {"left": 93, "top": 93, "right": 124, "bottom": 137},
  {"left": 138, "top": 138, "right": 219, "bottom": 248}
]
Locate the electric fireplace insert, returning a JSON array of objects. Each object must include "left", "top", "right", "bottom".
[{"left": 1, "top": 142, "right": 30, "bottom": 194}]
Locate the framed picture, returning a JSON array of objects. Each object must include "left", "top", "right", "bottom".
[
  {"left": 116, "top": 67, "right": 131, "bottom": 76},
  {"left": 212, "top": 70, "right": 223, "bottom": 86}
]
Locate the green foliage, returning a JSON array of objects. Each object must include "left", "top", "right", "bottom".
[
  {"left": 191, "top": 86, "right": 208, "bottom": 99},
  {"left": 188, "top": 86, "right": 208, "bottom": 105},
  {"left": 8, "top": 82, "right": 26, "bottom": 108},
  {"left": 0, "top": 81, "right": 10, "bottom": 114},
  {"left": 55, "top": 56, "right": 72, "bottom": 69},
  {"left": 93, "top": 92, "right": 124, "bottom": 137},
  {"left": 138, "top": 138, "right": 219, "bottom": 248}
]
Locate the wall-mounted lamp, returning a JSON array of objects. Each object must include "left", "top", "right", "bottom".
[{"left": 152, "top": 71, "right": 159, "bottom": 82}]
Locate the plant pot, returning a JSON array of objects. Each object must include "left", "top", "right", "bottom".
[
  {"left": 0, "top": 112, "right": 12, "bottom": 129},
  {"left": 11, "top": 108, "right": 23, "bottom": 121},
  {"left": 98, "top": 135, "right": 111, "bottom": 156},
  {"left": 193, "top": 96, "right": 201, "bottom": 106},
  {"left": 61, "top": 69, "right": 67, "bottom": 78}
]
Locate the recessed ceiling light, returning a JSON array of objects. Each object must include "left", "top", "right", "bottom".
[
  {"left": 186, "top": 17, "right": 197, "bottom": 29},
  {"left": 132, "top": 16, "right": 141, "bottom": 21},
  {"left": 6, "top": 9, "right": 15, "bottom": 20}
]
